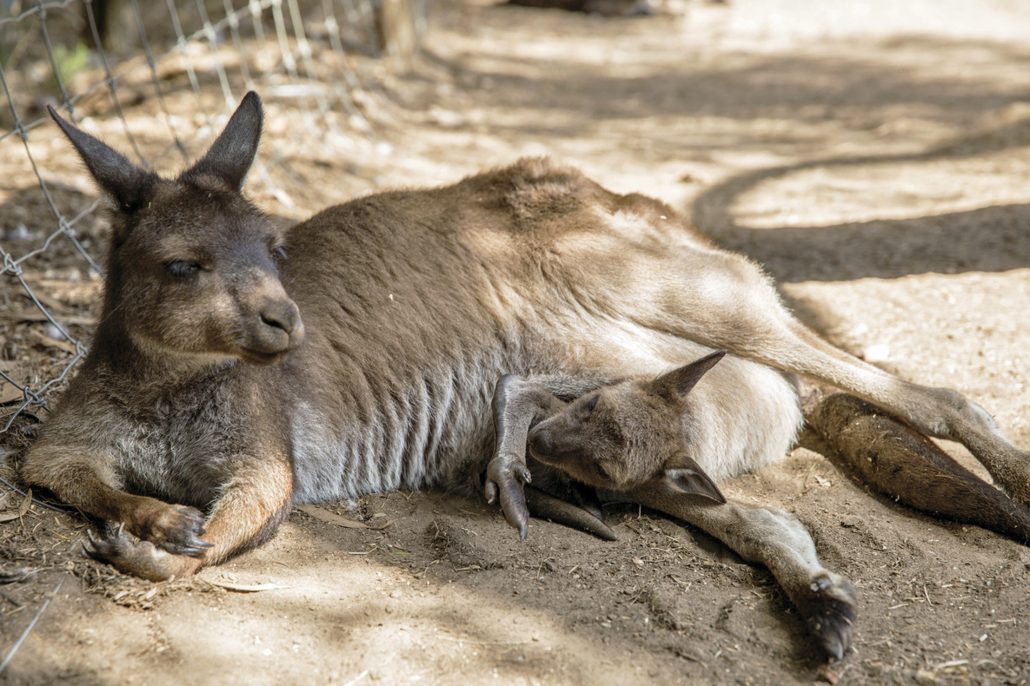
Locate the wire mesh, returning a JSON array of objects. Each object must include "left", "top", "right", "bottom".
[{"left": 0, "top": 0, "right": 402, "bottom": 434}]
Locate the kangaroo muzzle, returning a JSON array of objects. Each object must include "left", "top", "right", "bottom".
[{"left": 241, "top": 292, "right": 304, "bottom": 361}]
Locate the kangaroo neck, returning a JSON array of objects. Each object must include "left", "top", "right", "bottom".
[{"left": 89, "top": 318, "right": 242, "bottom": 393}]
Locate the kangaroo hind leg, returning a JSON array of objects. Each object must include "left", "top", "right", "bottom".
[{"left": 624, "top": 247, "right": 1029, "bottom": 503}]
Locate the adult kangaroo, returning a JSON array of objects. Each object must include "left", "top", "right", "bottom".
[{"left": 21, "top": 93, "right": 1028, "bottom": 622}]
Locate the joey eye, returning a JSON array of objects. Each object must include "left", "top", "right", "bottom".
[
  {"left": 593, "top": 462, "right": 611, "bottom": 481},
  {"left": 166, "top": 260, "right": 201, "bottom": 277},
  {"left": 580, "top": 394, "right": 599, "bottom": 415}
]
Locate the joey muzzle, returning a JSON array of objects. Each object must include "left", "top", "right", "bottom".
[
  {"left": 527, "top": 425, "right": 552, "bottom": 461},
  {"left": 527, "top": 420, "right": 571, "bottom": 465}
]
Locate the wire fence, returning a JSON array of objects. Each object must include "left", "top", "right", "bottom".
[{"left": 0, "top": 0, "right": 412, "bottom": 436}]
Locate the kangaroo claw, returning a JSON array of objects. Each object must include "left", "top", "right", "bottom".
[
  {"left": 133, "top": 503, "right": 209, "bottom": 556},
  {"left": 484, "top": 453, "right": 533, "bottom": 539},
  {"left": 82, "top": 522, "right": 202, "bottom": 581},
  {"left": 162, "top": 536, "right": 214, "bottom": 558},
  {"left": 792, "top": 572, "right": 858, "bottom": 660}
]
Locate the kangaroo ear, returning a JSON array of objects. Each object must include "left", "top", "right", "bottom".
[
  {"left": 183, "top": 91, "right": 262, "bottom": 191},
  {"left": 651, "top": 350, "right": 726, "bottom": 401},
  {"left": 661, "top": 461, "right": 726, "bottom": 504},
  {"left": 48, "top": 106, "right": 156, "bottom": 213}
]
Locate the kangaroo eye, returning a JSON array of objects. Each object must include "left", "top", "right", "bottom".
[
  {"left": 580, "top": 394, "right": 599, "bottom": 415},
  {"left": 594, "top": 462, "right": 611, "bottom": 481},
  {"left": 269, "top": 238, "right": 287, "bottom": 261},
  {"left": 166, "top": 260, "right": 201, "bottom": 277}
]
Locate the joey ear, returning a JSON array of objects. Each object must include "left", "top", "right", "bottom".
[
  {"left": 661, "top": 462, "right": 726, "bottom": 504},
  {"left": 651, "top": 350, "right": 726, "bottom": 401},
  {"left": 183, "top": 91, "right": 262, "bottom": 191},
  {"left": 48, "top": 106, "right": 156, "bottom": 213}
]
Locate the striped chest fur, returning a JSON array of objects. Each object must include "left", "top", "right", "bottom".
[{"left": 289, "top": 352, "right": 508, "bottom": 503}]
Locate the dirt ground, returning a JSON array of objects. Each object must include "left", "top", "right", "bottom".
[{"left": 2, "top": 0, "right": 1029, "bottom": 684}]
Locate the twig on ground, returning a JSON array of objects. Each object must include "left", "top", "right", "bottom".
[
  {"left": 0, "top": 477, "right": 71, "bottom": 514},
  {"left": 0, "top": 568, "right": 39, "bottom": 585},
  {"left": 341, "top": 670, "right": 370, "bottom": 686}
]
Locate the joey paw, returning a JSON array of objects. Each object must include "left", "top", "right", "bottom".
[
  {"left": 83, "top": 524, "right": 202, "bottom": 581},
  {"left": 793, "top": 572, "right": 858, "bottom": 660},
  {"left": 484, "top": 454, "right": 533, "bottom": 539}
]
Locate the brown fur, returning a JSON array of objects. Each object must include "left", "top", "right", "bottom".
[
  {"left": 808, "top": 394, "right": 1030, "bottom": 544},
  {"left": 526, "top": 351, "right": 729, "bottom": 496},
  {"left": 21, "top": 93, "right": 1029, "bottom": 593},
  {"left": 491, "top": 354, "right": 855, "bottom": 657}
]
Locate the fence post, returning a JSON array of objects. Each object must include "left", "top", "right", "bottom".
[
  {"left": 374, "top": 0, "right": 420, "bottom": 62},
  {"left": 87, "top": 0, "right": 139, "bottom": 53}
]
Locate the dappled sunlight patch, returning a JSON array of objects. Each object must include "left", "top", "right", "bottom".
[
  {"left": 147, "top": 534, "right": 661, "bottom": 684},
  {"left": 733, "top": 147, "right": 1030, "bottom": 231}
]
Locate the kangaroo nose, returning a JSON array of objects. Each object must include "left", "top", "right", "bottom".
[
  {"left": 259, "top": 300, "right": 300, "bottom": 336},
  {"left": 243, "top": 292, "right": 304, "bottom": 362}
]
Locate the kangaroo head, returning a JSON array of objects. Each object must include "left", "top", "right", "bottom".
[
  {"left": 49, "top": 92, "right": 303, "bottom": 367},
  {"left": 527, "top": 351, "right": 726, "bottom": 502}
]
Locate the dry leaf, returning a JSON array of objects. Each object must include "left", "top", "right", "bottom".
[
  {"left": 297, "top": 504, "right": 369, "bottom": 529},
  {"left": 0, "top": 489, "right": 32, "bottom": 523},
  {"left": 0, "top": 382, "right": 23, "bottom": 405},
  {"left": 0, "top": 567, "right": 37, "bottom": 584},
  {"left": 29, "top": 329, "right": 78, "bottom": 355},
  {"left": 816, "top": 664, "right": 840, "bottom": 684},
  {"left": 31, "top": 279, "right": 102, "bottom": 306},
  {"left": 18, "top": 489, "right": 32, "bottom": 517},
  {"left": 19, "top": 289, "right": 65, "bottom": 314},
  {"left": 205, "top": 579, "right": 290, "bottom": 593},
  {"left": 13, "top": 311, "right": 95, "bottom": 326}
]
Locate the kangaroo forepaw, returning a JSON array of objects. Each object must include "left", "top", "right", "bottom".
[
  {"left": 132, "top": 503, "right": 211, "bottom": 557},
  {"left": 483, "top": 453, "right": 533, "bottom": 539},
  {"left": 793, "top": 572, "right": 858, "bottom": 660},
  {"left": 83, "top": 524, "right": 202, "bottom": 581}
]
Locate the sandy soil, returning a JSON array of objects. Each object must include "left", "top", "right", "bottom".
[{"left": 1, "top": 0, "right": 1029, "bottom": 684}]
